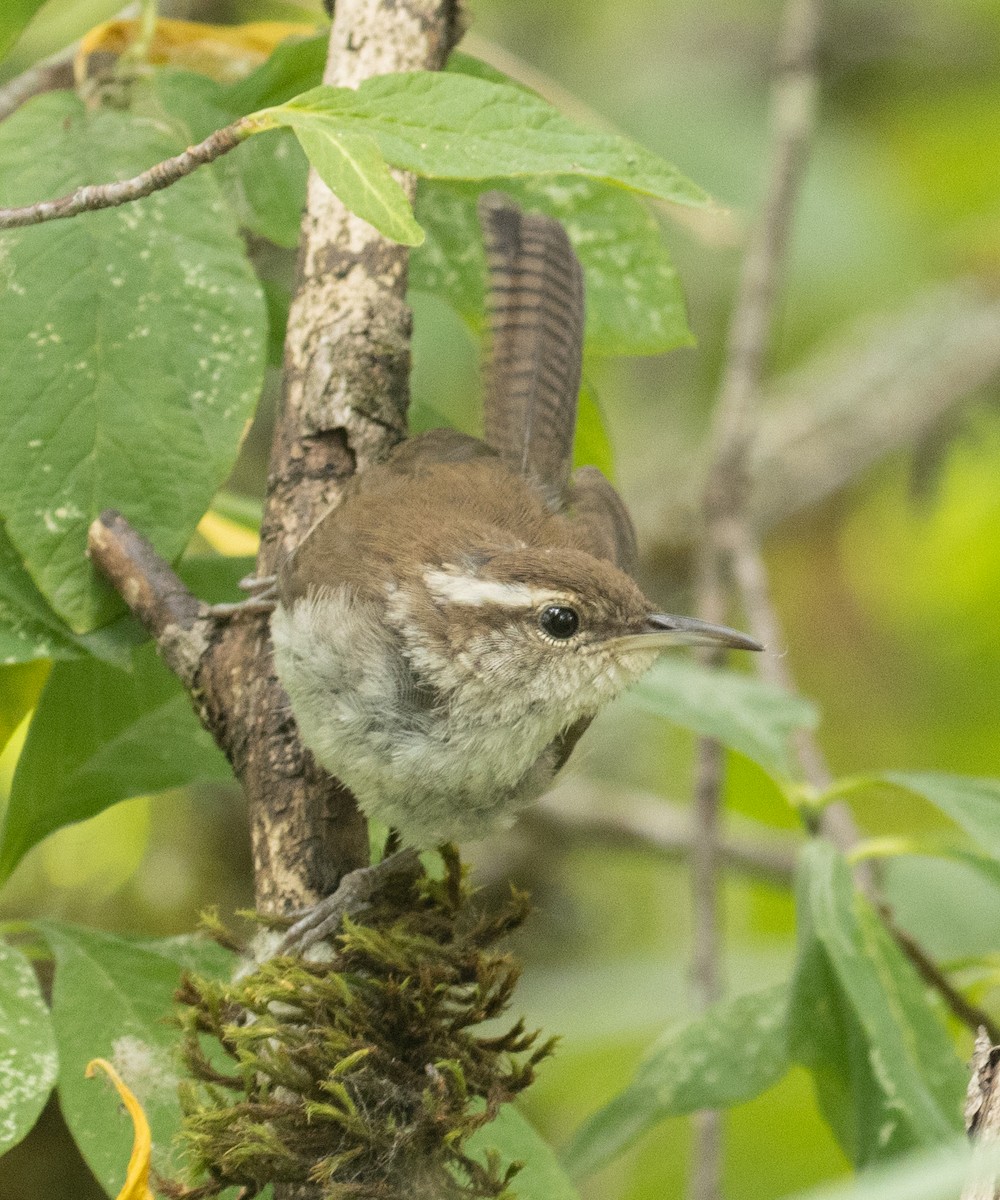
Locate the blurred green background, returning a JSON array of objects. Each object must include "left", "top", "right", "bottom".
[{"left": 2, "top": 0, "right": 999, "bottom": 1196}]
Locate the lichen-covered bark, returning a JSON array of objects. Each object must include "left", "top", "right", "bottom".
[{"left": 236, "top": 0, "right": 461, "bottom": 912}]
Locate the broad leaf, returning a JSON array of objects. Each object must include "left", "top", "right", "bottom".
[
  {"left": 263, "top": 72, "right": 712, "bottom": 208},
  {"left": 0, "top": 91, "right": 267, "bottom": 630},
  {"left": 466, "top": 1106, "right": 580, "bottom": 1200},
  {"left": 789, "top": 841, "right": 966, "bottom": 1165},
  {"left": 412, "top": 176, "right": 692, "bottom": 356},
  {"left": 884, "top": 772, "right": 1000, "bottom": 861},
  {"left": 0, "top": 642, "right": 232, "bottom": 882},
  {"left": 150, "top": 70, "right": 308, "bottom": 249},
  {"left": 41, "top": 923, "right": 233, "bottom": 1195},
  {"left": 288, "top": 120, "right": 424, "bottom": 245},
  {"left": 564, "top": 984, "right": 790, "bottom": 1179},
  {"left": 0, "top": 659, "right": 48, "bottom": 756},
  {"left": 0, "top": 0, "right": 47, "bottom": 61},
  {"left": 631, "top": 657, "right": 818, "bottom": 778},
  {"left": 0, "top": 524, "right": 83, "bottom": 664},
  {"left": 0, "top": 938, "right": 58, "bottom": 1155},
  {"left": 783, "top": 1140, "right": 1000, "bottom": 1200}
]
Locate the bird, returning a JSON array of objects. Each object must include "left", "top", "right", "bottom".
[{"left": 269, "top": 193, "right": 761, "bottom": 852}]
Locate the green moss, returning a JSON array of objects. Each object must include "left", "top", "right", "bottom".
[{"left": 164, "top": 853, "right": 553, "bottom": 1199}]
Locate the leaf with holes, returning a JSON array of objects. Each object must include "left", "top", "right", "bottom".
[
  {"left": 789, "top": 841, "right": 966, "bottom": 1165},
  {"left": 412, "top": 176, "right": 691, "bottom": 356},
  {"left": 40, "top": 923, "right": 233, "bottom": 1195},
  {"left": 0, "top": 91, "right": 266, "bottom": 631},
  {"left": 0, "top": 938, "right": 58, "bottom": 1155}
]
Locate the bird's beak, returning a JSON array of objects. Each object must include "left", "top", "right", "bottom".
[{"left": 612, "top": 613, "right": 764, "bottom": 654}]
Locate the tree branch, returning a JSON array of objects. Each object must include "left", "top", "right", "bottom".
[
  {"left": 0, "top": 119, "right": 252, "bottom": 229},
  {"left": 647, "top": 280, "right": 1000, "bottom": 583},
  {"left": 962, "top": 1030, "right": 1000, "bottom": 1200}
]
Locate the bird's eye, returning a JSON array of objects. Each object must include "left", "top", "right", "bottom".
[{"left": 539, "top": 604, "right": 580, "bottom": 640}]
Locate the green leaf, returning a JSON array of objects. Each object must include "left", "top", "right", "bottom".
[
  {"left": 783, "top": 1140, "right": 1000, "bottom": 1200},
  {"left": 266, "top": 72, "right": 713, "bottom": 208},
  {"left": 411, "top": 176, "right": 692, "bottom": 357},
  {"left": 0, "top": 659, "right": 48, "bottom": 756},
  {"left": 630, "top": 657, "right": 819, "bottom": 778},
  {"left": 883, "top": 772, "right": 1000, "bottom": 861},
  {"left": 0, "top": 938, "right": 58, "bottom": 1154},
  {"left": 563, "top": 985, "right": 790, "bottom": 1179},
  {"left": 789, "top": 841, "right": 966, "bottom": 1166},
  {"left": 151, "top": 71, "right": 308, "bottom": 250},
  {"left": 466, "top": 1107, "right": 580, "bottom": 1200},
  {"left": 220, "top": 33, "right": 327, "bottom": 113},
  {"left": 0, "top": 0, "right": 48, "bottom": 61},
  {"left": 573, "top": 381, "right": 615, "bottom": 478},
  {"left": 0, "top": 91, "right": 267, "bottom": 631},
  {"left": 0, "top": 523, "right": 83, "bottom": 664},
  {"left": 40, "top": 922, "right": 233, "bottom": 1195},
  {"left": 0, "top": 642, "right": 232, "bottom": 882},
  {"left": 272, "top": 113, "right": 424, "bottom": 245}
]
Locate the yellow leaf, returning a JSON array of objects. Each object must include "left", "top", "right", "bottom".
[
  {"left": 85, "top": 1058, "right": 154, "bottom": 1200},
  {"left": 77, "top": 18, "right": 319, "bottom": 83},
  {"left": 197, "top": 511, "right": 260, "bottom": 557}
]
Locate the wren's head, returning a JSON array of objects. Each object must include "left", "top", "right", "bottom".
[{"left": 389, "top": 546, "right": 761, "bottom": 732}]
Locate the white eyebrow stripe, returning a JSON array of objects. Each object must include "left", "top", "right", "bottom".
[{"left": 423, "top": 569, "right": 554, "bottom": 609}]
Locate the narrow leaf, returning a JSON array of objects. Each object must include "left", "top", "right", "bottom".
[
  {"left": 0, "top": 938, "right": 58, "bottom": 1155},
  {"left": 0, "top": 91, "right": 266, "bottom": 630},
  {"left": 790, "top": 841, "right": 966, "bottom": 1165},
  {"left": 631, "top": 657, "right": 818, "bottom": 778},
  {"left": 466, "top": 1107, "right": 581, "bottom": 1200},
  {"left": 563, "top": 985, "right": 789, "bottom": 1179},
  {"left": 884, "top": 772, "right": 1000, "bottom": 861},
  {"left": 41, "top": 923, "right": 233, "bottom": 1196},
  {"left": 0, "top": 643, "right": 231, "bottom": 882}
]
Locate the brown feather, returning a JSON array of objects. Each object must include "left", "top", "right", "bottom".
[{"left": 478, "top": 192, "right": 585, "bottom": 500}]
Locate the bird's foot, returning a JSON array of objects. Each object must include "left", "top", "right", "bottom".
[
  {"left": 206, "top": 577, "right": 278, "bottom": 619},
  {"left": 276, "top": 848, "right": 422, "bottom": 955}
]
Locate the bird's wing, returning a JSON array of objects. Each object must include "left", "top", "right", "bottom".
[
  {"left": 478, "top": 192, "right": 585, "bottom": 501},
  {"left": 565, "top": 465, "right": 639, "bottom": 574}
]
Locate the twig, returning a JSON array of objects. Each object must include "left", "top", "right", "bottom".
[
  {"left": 689, "top": 2, "right": 824, "bottom": 1196},
  {"left": 525, "top": 784, "right": 799, "bottom": 887},
  {"left": 0, "top": 52, "right": 75, "bottom": 123},
  {"left": 883, "top": 915, "right": 1000, "bottom": 1047},
  {"left": 0, "top": 120, "right": 252, "bottom": 229},
  {"left": 88, "top": 510, "right": 214, "bottom": 690},
  {"left": 647, "top": 280, "right": 1000, "bottom": 574}
]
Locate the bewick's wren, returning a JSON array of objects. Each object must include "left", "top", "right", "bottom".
[{"left": 270, "top": 195, "right": 760, "bottom": 849}]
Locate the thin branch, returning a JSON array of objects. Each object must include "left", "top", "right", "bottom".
[
  {"left": 647, "top": 280, "right": 1000, "bottom": 572},
  {"left": 0, "top": 53, "right": 75, "bottom": 123},
  {"left": 527, "top": 784, "right": 798, "bottom": 886},
  {"left": 0, "top": 119, "right": 252, "bottom": 229},
  {"left": 88, "top": 510, "right": 210, "bottom": 686},
  {"left": 689, "top": 2, "right": 824, "bottom": 1197},
  {"left": 882, "top": 913, "right": 1000, "bottom": 1046}
]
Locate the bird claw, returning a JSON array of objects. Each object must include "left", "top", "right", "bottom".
[{"left": 276, "top": 848, "right": 422, "bottom": 955}]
